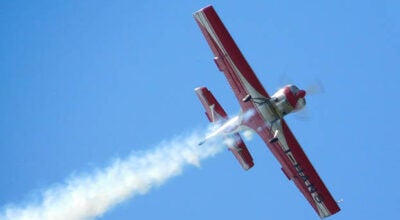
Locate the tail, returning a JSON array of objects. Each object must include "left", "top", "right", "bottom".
[{"left": 195, "top": 86, "right": 254, "bottom": 170}]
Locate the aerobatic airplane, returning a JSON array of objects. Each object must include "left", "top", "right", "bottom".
[{"left": 193, "top": 5, "right": 340, "bottom": 218}]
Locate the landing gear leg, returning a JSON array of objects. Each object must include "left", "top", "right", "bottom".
[
  {"left": 269, "top": 127, "right": 279, "bottom": 143},
  {"left": 243, "top": 93, "right": 279, "bottom": 144},
  {"left": 242, "top": 94, "right": 269, "bottom": 106}
]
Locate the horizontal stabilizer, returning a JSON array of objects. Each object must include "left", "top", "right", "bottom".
[
  {"left": 195, "top": 86, "right": 254, "bottom": 170},
  {"left": 195, "top": 86, "right": 227, "bottom": 122},
  {"left": 227, "top": 133, "right": 254, "bottom": 170}
]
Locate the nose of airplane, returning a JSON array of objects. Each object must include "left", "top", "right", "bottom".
[{"left": 295, "top": 90, "right": 306, "bottom": 99}]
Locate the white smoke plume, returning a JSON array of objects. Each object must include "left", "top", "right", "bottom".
[{"left": 0, "top": 128, "right": 224, "bottom": 220}]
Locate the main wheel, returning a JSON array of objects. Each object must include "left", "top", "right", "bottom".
[{"left": 269, "top": 137, "right": 278, "bottom": 144}]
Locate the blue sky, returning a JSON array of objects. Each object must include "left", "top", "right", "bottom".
[{"left": 1, "top": 0, "right": 399, "bottom": 219}]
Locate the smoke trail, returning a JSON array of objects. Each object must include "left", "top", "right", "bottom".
[{"left": 0, "top": 128, "right": 224, "bottom": 220}]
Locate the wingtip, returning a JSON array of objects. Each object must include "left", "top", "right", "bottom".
[
  {"left": 193, "top": 5, "right": 214, "bottom": 15},
  {"left": 194, "top": 86, "right": 206, "bottom": 92}
]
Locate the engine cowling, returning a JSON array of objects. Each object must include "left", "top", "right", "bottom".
[{"left": 271, "top": 85, "right": 306, "bottom": 117}]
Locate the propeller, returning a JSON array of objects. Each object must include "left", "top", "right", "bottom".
[
  {"left": 296, "top": 79, "right": 325, "bottom": 121},
  {"left": 294, "top": 107, "right": 311, "bottom": 121},
  {"left": 278, "top": 71, "right": 325, "bottom": 121},
  {"left": 305, "top": 79, "right": 325, "bottom": 95},
  {"left": 278, "top": 66, "right": 325, "bottom": 94}
]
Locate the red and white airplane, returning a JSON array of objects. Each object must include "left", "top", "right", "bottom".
[{"left": 193, "top": 5, "right": 340, "bottom": 218}]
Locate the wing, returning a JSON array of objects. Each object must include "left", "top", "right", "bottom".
[
  {"left": 262, "top": 119, "right": 341, "bottom": 218},
  {"left": 193, "top": 5, "right": 269, "bottom": 112}
]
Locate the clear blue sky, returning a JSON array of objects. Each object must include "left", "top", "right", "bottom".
[{"left": 1, "top": 1, "right": 399, "bottom": 219}]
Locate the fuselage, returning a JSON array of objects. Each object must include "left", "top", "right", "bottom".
[
  {"left": 209, "top": 84, "right": 307, "bottom": 138},
  {"left": 245, "top": 84, "right": 307, "bottom": 128}
]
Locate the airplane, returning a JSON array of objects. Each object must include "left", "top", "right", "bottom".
[{"left": 193, "top": 5, "right": 340, "bottom": 219}]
